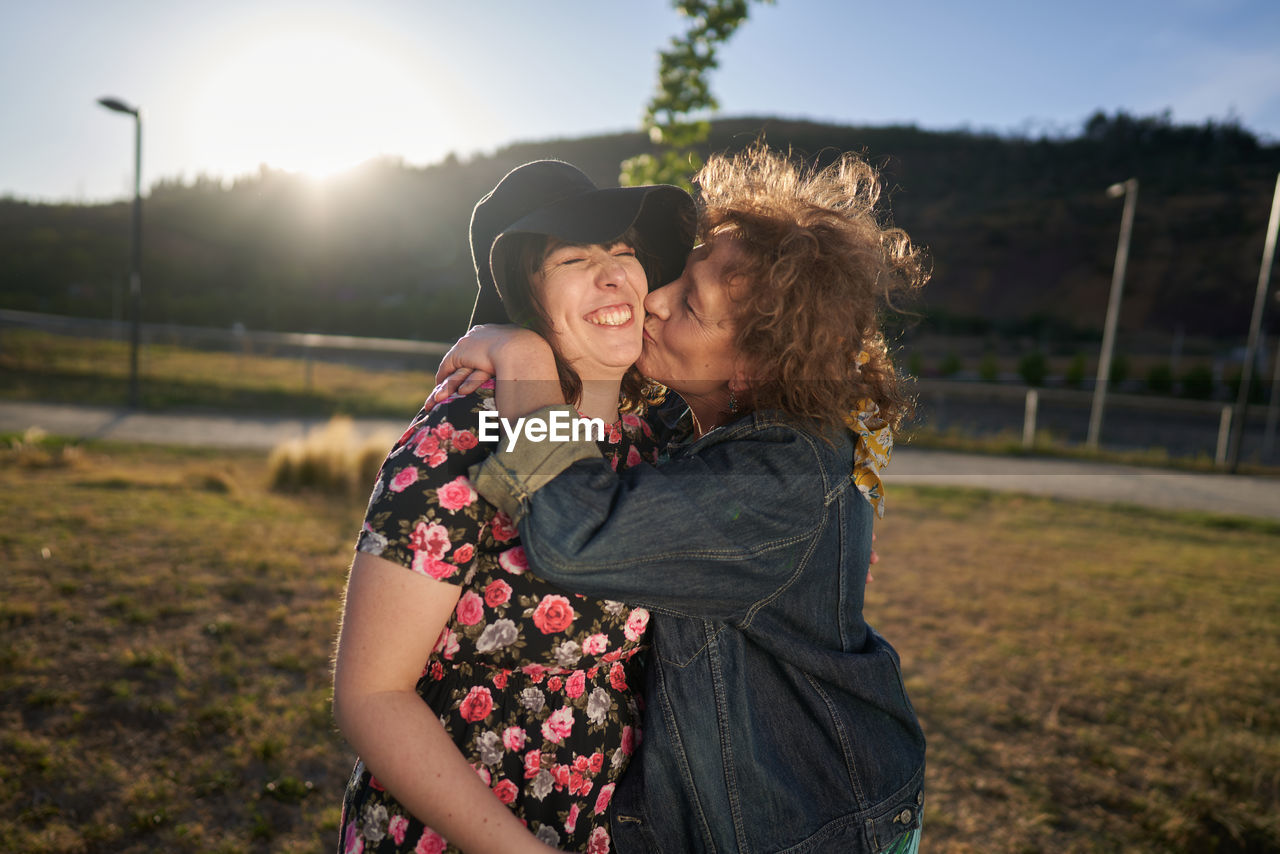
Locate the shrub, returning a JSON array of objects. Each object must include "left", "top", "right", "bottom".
[
  {"left": 1018, "top": 351, "right": 1048, "bottom": 387},
  {"left": 939, "top": 353, "right": 963, "bottom": 377},
  {"left": 1109, "top": 353, "right": 1129, "bottom": 385},
  {"left": 1181, "top": 365, "right": 1214, "bottom": 399},
  {"left": 1064, "top": 353, "right": 1087, "bottom": 388},
  {"left": 268, "top": 417, "right": 397, "bottom": 497},
  {"left": 979, "top": 353, "right": 1000, "bottom": 382},
  {"left": 1146, "top": 364, "right": 1174, "bottom": 395}
]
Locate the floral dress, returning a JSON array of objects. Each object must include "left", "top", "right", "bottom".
[{"left": 339, "top": 382, "right": 659, "bottom": 854}]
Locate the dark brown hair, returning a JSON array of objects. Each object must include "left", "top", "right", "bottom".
[
  {"left": 695, "top": 144, "right": 928, "bottom": 431},
  {"left": 495, "top": 228, "right": 653, "bottom": 413}
]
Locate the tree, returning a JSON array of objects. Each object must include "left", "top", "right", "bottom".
[{"left": 620, "top": 0, "right": 768, "bottom": 188}]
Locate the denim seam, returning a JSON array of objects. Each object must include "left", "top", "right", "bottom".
[
  {"left": 740, "top": 511, "right": 825, "bottom": 627},
  {"left": 654, "top": 656, "right": 718, "bottom": 849},
  {"left": 706, "top": 620, "right": 749, "bottom": 854},
  {"left": 804, "top": 672, "right": 865, "bottom": 806}
]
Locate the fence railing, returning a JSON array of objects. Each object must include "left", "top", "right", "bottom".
[{"left": 4, "top": 308, "right": 1276, "bottom": 465}]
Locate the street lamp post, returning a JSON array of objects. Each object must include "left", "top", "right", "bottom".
[
  {"left": 97, "top": 96, "right": 143, "bottom": 407},
  {"left": 1087, "top": 178, "right": 1138, "bottom": 450}
]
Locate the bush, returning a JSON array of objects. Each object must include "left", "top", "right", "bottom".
[
  {"left": 1226, "top": 369, "right": 1268, "bottom": 404},
  {"left": 939, "top": 353, "right": 963, "bottom": 377},
  {"left": 1146, "top": 364, "right": 1174, "bottom": 395},
  {"left": 1064, "top": 353, "right": 1087, "bottom": 388},
  {"left": 268, "top": 417, "right": 397, "bottom": 496},
  {"left": 1018, "top": 351, "right": 1048, "bottom": 387},
  {"left": 1109, "top": 353, "right": 1129, "bottom": 385},
  {"left": 1181, "top": 365, "right": 1214, "bottom": 399},
  {"left": 979, "top": 353, "right": 1000, "bottom": 382},
  {"left": 908, "top": 353, "right": 924, "bottom": 378}
]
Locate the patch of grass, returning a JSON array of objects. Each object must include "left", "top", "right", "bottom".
[
  {"left": 2, "top": 439, "right": 1275, "bottom": 852},
  {"left": 0, "top": 328, "right": 434, "bottom": 416},
  {"left": 872, "top": 486, "right": 1280, "bottom": 853},
  {"left": 267, "top": 415, "right": 398, "bottom": 498}
]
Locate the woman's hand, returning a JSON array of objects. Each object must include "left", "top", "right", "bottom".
[{"left": 427, "top": 324, "right": 550, "bottom": 407}]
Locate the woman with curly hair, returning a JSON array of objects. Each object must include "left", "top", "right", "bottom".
[{"left": 433, "top": 144, "right": 928, "bottom": 853}]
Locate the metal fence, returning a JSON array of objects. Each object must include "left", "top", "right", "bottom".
[{"left": 4, "top": 308, "right": 1277, "bottom": 466}]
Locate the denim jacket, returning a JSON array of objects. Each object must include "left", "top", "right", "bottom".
[{"left": 471, "top": 406, "right": 925, "bottom": 853}]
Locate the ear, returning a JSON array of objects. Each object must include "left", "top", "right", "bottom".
[{"left": 728, "top": 357, "right": 754, "bottom": 397}]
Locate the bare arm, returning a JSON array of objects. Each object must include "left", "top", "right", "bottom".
[
  {"left": 429, "top": 325, "right": 565, "bottom": 419},
  {"left": 333, "top": 552, "right": 556, "bottom": 854}
]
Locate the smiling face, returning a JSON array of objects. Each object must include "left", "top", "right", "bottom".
[
  {"left": 639, "top": 235, "right": 747, "bottom": 420},
  {"left": 529, "top": 238, "right": 648, "bottom": 383}
]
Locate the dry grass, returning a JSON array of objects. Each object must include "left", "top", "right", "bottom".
[
  {"left": 871, "top": 486, "right": 1280, "bottom": 853},
  {"left": 1, "top": 438, "right": 1276, "bottom": 852},
  {"left": 267, "top": 416, "right": 400, "bottom": 498}
]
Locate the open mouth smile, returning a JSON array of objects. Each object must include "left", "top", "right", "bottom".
[{"left": 583, "top": 304, "right": 633, "bottom": 327}]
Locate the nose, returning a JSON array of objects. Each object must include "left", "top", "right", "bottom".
[
  {"left": 592, "top": 247, "right": 631, "bottom": 290},
  {"left": 644, "top": 282, "right": 674, "bottom": 319}
]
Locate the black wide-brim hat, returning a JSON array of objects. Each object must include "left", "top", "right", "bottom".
[{"left": 469, "top": 160, "right": 696, "bottom": 327}]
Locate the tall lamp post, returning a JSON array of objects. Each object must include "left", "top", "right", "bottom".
[
  {"left": 1087, "top": 178, "right": 1138, "bottom": 450},
  {"left": 97, "top": 96, "right": 143, "bottom": 407}
]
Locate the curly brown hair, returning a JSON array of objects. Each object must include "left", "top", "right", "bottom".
[{"left": 694, "top": 145, "right": 928, "bottom": 432}]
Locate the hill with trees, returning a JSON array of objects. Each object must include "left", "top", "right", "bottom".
[{"left": 2, "top": 112, "right": 1277, "bottom": 348}]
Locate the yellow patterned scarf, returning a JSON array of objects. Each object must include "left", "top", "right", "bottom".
[{"left": 846, "top": 397, "right": 892, "bottom": 518}]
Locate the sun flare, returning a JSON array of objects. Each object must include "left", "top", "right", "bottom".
[{"left": 188, "top": 24, "right": 434, "bottom": 180}]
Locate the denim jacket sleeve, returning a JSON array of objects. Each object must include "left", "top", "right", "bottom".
[{"left": 471, "top": 411, "right": 829, "bottom": 621}]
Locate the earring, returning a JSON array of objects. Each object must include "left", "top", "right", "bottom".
[{"left": 728, "top": 389, "right": 739, "bottom": 414}]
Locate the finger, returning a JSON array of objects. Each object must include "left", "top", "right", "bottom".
[
  {"left": 457, "top": 370, "right": 494, "bottom": 396},
  {"left": 869, "top": 548, "right": 879, "bottom": 565}
]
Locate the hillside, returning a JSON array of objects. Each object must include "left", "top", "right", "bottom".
[{"left": 2, "top": 113, "right": 1277, "bottom": 347}]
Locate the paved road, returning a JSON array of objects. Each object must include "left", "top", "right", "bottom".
[{"left": 5, "top": 401, "right": 1279, "bottom": 521}]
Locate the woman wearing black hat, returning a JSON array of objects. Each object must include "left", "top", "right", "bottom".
[{"left": 332, "top": 161, "right": 695, "bottom": 854}]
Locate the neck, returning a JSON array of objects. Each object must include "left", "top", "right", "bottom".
[
  {"left": 576, "top": 379, "right": 624, "bottom": 423},
  {"left": 683, "top": 390, "right": 734, "bottom": 438}
]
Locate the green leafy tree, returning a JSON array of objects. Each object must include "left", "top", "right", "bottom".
[
  {"left": 621, "top": 0, "right": 769, "bottom": 188},
  {"left": 1018, "top": 351, "right": 1048, "bottom": 387}
]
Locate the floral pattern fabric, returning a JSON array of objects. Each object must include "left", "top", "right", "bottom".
[{"left": 339, "top": 382, "right": 659, "bottom": 854}]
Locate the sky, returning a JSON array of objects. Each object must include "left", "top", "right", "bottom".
[{"left": 2, "top": 0, "right": 1278, "bottom": 203}]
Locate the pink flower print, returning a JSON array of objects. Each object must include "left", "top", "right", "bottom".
[
  {"left": 415, "top": 828, "right": 447, "bottom": 854},
  {"left": 427, "top": 448, "right": 448, "bottom": 468},
  {"left": 588, "top": 752, "right": 604, "bottom": 774},
  {"left": 454, "top": 590, "right": 484, "bottom": 626},
  {"left": 621, "top": 413, "right": 642, "bottom": 430},
  {"left": 498, "top": 546, "right": 528, "bottom": 575},
  {"left": 502, "top": 726, "right": 526, "bottom": 751},
  {"left": 588, "top": 825, "right": 610, "bottom": 854},
  {"left": 493, "top": 779, "right": 518, "bottom": 804},
  {"left": 343, "top": 822, "right": 364, "bottom": 854},
  {"left": 490, "top": 511, "right": 518, "bottom": 542},
  {"left": 620, "top": 725, "right": 636, "bottom": 756},
  {"left": 410, "top": 521, "right": 451, "bottom": 560},
  {"left": 626, "top": 445, "right": 642, "bottom": 468},
  {"left": 582, "top": 634, "right": 608, "bottom": 656},
  {"left": 452, "top": 429, "right": 479, "bottom": 451},
  {"left": 566, "top": 669, "right": 586, "bottom": 699},
  {"left": 607, "top": 422, "right": 622, "bottom": 443},
  {"left": 411, "top": 552, "right": 456, "bottom": 580},
  {"left": 541, "top": 707, "right": 574, "bottom": 744},
  {"left": 389, "top": 466, "right": 420, "bottom": 493},
  {"left": 413, "top": 432, "right": 439, "bottom": 460},
  {"left": 624, "top": 608, "right": 649, "bottom": 642},
  {"left": 608, "top": 662, "right": 627, "bottom": 691},
  {"left": 432, "top": 628, "right": 459, "bottom": 660},
  {"left": 522, "top": 663, "right": 548, "bottom": 683},
  {"left": 552, "top": 763, "right": 571, "bottom": 791},
  {"left": 433, "top": 422, "right": 455, "bottom": 442},
  {"left": 565, "top": 803, "right": 580, "bottom": 834},
  {"left": 594, "top": 782, "right": 615, "bottom": 815},
  {"left": 484, "top": 578, "right": 512, "bottom": 608},
  {"left": 452, "top": 543, "right": 475, "bottom": 565},
  {"left": 532, "top": 594, "right": 575, "bottom": 634},
  {"left": 547, "top": 676, "right": 563, "bottom": 693},
  {"left": 388, "top": 814, "right": 409, "bottom": 845},
  {"left": 523, "top": 748, "right": 542, "bottom": 779},
  {"left": 459, "top": 686, "right": 493, "bottom": 722},
  {"left": 474, "top": 764, "right": 491, "bottom": 785},
  {"left": 437, "top": 476, "right": 476, "bottom": 512}
]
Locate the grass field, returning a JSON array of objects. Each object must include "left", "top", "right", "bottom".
[{"left": 1, "top": 435, "right": 1277, "bottom": 853}]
